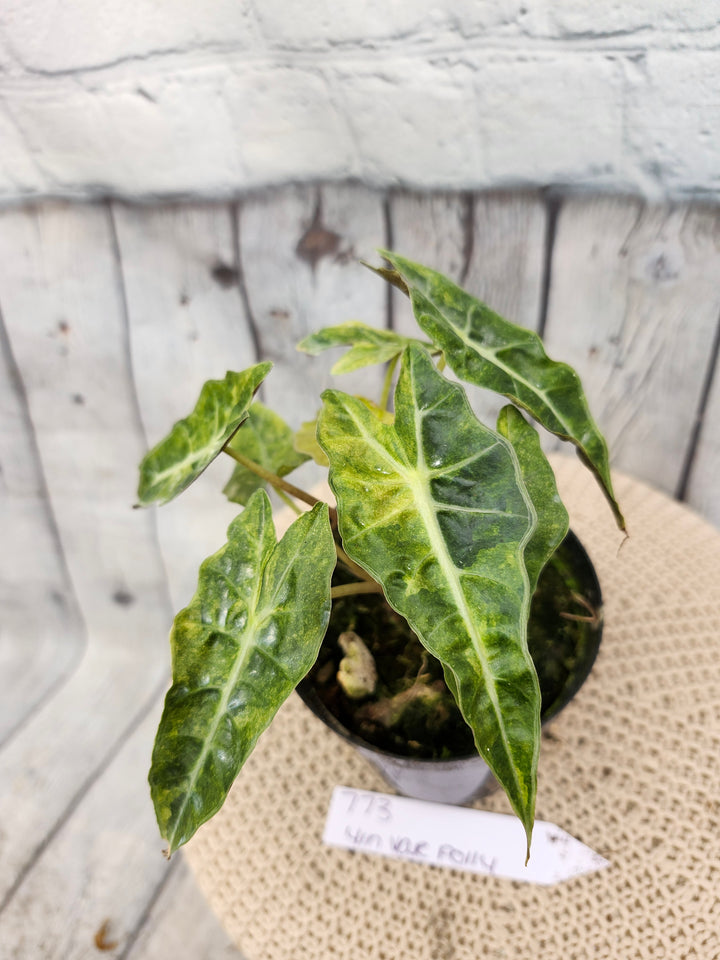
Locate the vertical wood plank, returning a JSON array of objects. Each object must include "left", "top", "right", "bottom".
[
  {"left": 126, "top": 859, "right": 243, "bottom": 960},
  {"left": 0, "top": 702, "right": 172, "bottom": 959},
  {"left": 464, "top": 192, "right": 547, "bottom": 333},
  {"left": 686, "top": 339, "right": 720, "bottom": 526},
  {"left": 238, "top": 183, "right": 387, "bottom": 450},
  {"left": 0, "top": 203, "right": 171, "bottom": 916},
  {"left": 113, "top": 201, "right": 256, "bottom": 609},
  {"left": 388, "top": 191, "right": 470, "bottom": 338},
  {"left": 0, "top": 314, "right": 82, "bottom": 745},
  {"left": 390, "top": 190, "right": 547, "bottom": 425},
  {"left": 544, "top": 198, "right": 720, "bottom": 496}
]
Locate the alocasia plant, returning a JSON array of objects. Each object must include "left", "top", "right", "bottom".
[{"left": 138, "top": 253, "right": 623, "bottom": 860}]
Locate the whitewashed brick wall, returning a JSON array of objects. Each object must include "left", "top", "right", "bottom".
[{"left": 1, "top": 1, "right": 718, "bottom": 201}]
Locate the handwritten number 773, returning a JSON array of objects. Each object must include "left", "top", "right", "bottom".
[{"left": 342, "top": 790, "right": 393, "bottom": 822}]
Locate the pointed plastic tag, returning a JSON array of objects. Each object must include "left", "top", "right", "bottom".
[{"left": 323, "top": 787, "right": 609, "bottom": 885}]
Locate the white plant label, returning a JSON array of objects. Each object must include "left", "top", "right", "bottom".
[{"left": 323, "top": 787, "right": 609, "bottom": 885}]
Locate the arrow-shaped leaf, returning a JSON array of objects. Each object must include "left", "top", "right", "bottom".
[
  {"left": 149, "top": 492, "right": 336, "bottom": 853},
  {"left": 224, "top": 402, "right": 310, "bottom": 505},
  {"left": 497, "top": 405, "right": 569, "bottom": 594},
  {"left": 137, "top": 364, "right": 272, "bottom": 506},
  {"left": 376, "top": 252, "right": 625, "bottom": 531},
  {"left": 319, "top": 345, "right": 541, "bottom": 852},
  {"left": 298, "top": 321, "right": 431, "bottom": 374}
]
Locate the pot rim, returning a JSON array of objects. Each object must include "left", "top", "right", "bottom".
[{"left": 297, "top": 529, "right": 603, "bottom": 768}]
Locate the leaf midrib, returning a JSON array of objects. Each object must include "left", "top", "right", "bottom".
[
  {"left": 166, "top": 513, "right": 273, "bottom": 850},
  {"left": 443, "top": 306, "right": 580, "bottom": 445},
  {"left": 148, "top": 415, "right": 244, "bottom": 486},
  {"left": 407, "top": 369, "right": 534, "bottom": 795},
  {"left": 340, "top": 390, "right": 534, "bottom": 796}
]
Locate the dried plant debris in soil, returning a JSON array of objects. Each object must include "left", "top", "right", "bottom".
[{"left": 309, "top": 538, "right": 601, "bottom": 759}]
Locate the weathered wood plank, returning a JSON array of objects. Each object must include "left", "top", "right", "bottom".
[
  {"left": 113, "top": 201, "right": 255, "bottom": 609},
  {"left": 238, "top": 183, "right": 387, "bottom": 445},
  {"left": 686, "top": 337, "right": 720, "bottom": 526},
  {"left": 126, "top": 859, "right": 243, "bottom": 960},
  {"left": 543, "top": 198, "right": 720, "bottom": 497},
  {"left": 0, "top": 204, "right": 171, "bottom": 922},
  {"left": 389, "top": 190, "right": 547, "bottom": 425},
  {"left": 388, "top": 191, "right": 470, "bottom": 338},
  {"left": 0, "top": 314, "right": 82, "bottom": 745},
  {"left": 0, "top": 700, "right": 170, "bottom": 959},
  {"left": 464, "top": 192, "right": 547, "bottom": 333},
  {"left": 0, "top": 189, "right": 718, "bottom": 960}
]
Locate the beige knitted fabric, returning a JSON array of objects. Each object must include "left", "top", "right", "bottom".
[{"left": 185, "top": 457, "right": 720, "bottom": 960}]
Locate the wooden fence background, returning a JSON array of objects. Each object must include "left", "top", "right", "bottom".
[{"left": 0, "top": 185, "right": 718, "bottom": 958}]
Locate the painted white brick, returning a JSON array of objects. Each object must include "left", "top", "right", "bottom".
[
  {"left": 475, "top": 55, "right": 627, "bottom": 186},
  {"left": 0, "top": 105, "right": 48, "bottom": 195},
  {"left": 254, "top": 0, "right": 529, "bottom": 48},
  {"left": 221, "top": 66, "right": 356, "bottom": 184},
  {"left": 0, "top": 1, "right": 718, "bottom": 201},
  {"left": 540, "top": 1, "right": 720, "bottom": 34},
  {"left": 2, "top": 65, "right": 357, "bottom": 197},
  {"left": 0, "top": 0, "right": 261, "bottom": 73},
  {"left": 3, "top": 72, "right": 248, "bottom": 196},
  {"left": 625, "top": 51, "right": 720, "bottom": 194},
  {"left": 332, "top": 58, "right": 485, "bottom": 186}
]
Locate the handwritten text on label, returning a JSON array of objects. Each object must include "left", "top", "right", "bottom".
[{"left": 323, "top": 787, "right": 609, "bottom": 886}]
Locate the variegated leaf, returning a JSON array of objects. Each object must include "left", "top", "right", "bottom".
[
  {"left": 224, "top": 402, "right": 309, "bottom": 505},
  {"left": 376, "top": 252, "right": 625, "bottom": 531},
  {"left": 294, "top": 417, "right": 330, "bottom": 467},
  {"left": 298, "top": 321, "right": 431, "bottom": 374},
  {"left": 319, "top": 344, "right": 541, "bottom": 853},
  {"left": 149, "top": 492, "right": 336, "bottom": 853},
  {"left": 137, "top": 364, "right": 271, "bottom": 506},
  {"left": 497, "top": 405, "right": 569, "bottom": 594}
]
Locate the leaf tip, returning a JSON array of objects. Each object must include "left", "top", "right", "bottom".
[
  {"left": 361, "top": 253, "right": 409, "bottom": 296},
  {"left": 523, "top": 819, "right": 534, "bottom": 867},
  {"left": 255, "top": 359, "right": 273, "bottom": 379}
]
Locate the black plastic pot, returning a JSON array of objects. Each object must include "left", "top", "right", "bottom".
[{"left": 297, "top": 530, "right": 603, "bottom": 805}]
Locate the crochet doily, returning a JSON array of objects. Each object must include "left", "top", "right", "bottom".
[{"left": 184, "top": 456, "right": 720, "bottom": 960}]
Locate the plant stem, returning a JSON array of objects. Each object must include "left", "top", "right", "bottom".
[
  {"left": 223, "top": 445, "right": 337, "bottom": 523},
  {"left": 335, "top": 543, "right": 376, "bottom": 583},
  {"left": 222, "top": 445, "right": 372, "bottom": 584},
  {"left": 331, "top": 581, "right": 384, "bottom": 599},
  {"left": 380, "top": 355, "right": 400, "bottom": 412}
]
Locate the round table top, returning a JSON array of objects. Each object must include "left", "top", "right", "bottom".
[{"left": 186, "top": 457, "right": 720, "bottom": 960}]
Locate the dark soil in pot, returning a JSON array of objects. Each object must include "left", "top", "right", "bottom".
[{"left": 299, "top": 532, "right": 602, "bottom": 762}]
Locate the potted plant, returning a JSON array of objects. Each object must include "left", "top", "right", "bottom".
[{"left": 138, "top": 251, "right": 624, "bottom": 863}]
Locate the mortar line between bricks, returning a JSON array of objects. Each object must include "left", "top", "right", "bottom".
[{"left": 5, "top": 32, "right": 720, "bottom": 84}]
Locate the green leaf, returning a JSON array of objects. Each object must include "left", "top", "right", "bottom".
[
  {"left": 223, "top": 402, "right": 310, "bottom": 505},
  {"left": 149, "top": 492, "right": 336, "bottom": 854},
  {"left": 137, "top": 364, "right": 272, "bottom": 507},
  {"left": 297, "top": 321, "right": 431, "bottom": 374},
  {"left": 357, "top": 396, "right": 395, "bottom": 425},
  {"left": 294, "top": 417, "right": 330, "bottom": 467},
  {"left": 318, "top": 345, "right": 541, "bottom": 853},
  {"left": 294, "top": 402, "right": 392, "bottom": 468},
  {"left": 376, "top": 252, "right": 626, "bottom": 532},
  {"left": 497, "top": 405, "right": 569, "bottom": 594}
]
